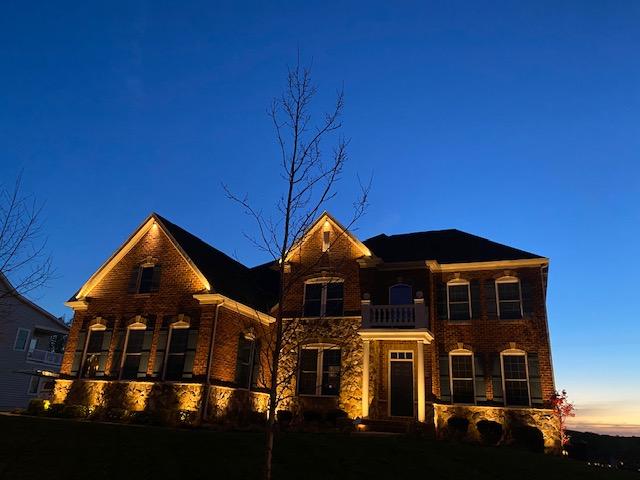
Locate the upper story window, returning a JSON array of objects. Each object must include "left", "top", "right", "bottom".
[
  {"left": 303, "top": 278, "right": 344, "bottom": 317},
  {"left": 501, "top": 351, "right": 530, "bottom": 406},
  {"left": 298, "top": 344, "right": 341, "bottom": 396},
  {"left": 449, "top": 350, "right": 475, "bottom": 404},
  {"left": 322, "top": 221, "right": 331, "bottom": 252},
  {"left": 389, "top": 284, "right": 412, "bottom": 305},
  {"left": 14, "top": 328, "right": 30, "bottom": 351},
  {"left": 128, "top": 262, "right": 161, "bottom": 294},
  {"left": 447, "top": 279, "right": 471, "bottom": 320},
  {"left": 496, "top": 277, "right": 522, "bottom": 319}
]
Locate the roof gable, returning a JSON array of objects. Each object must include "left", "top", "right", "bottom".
[{"left": 285, "top": 211, "right": 372, "bottom": 262}]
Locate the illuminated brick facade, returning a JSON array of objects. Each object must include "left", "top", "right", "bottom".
[{"left": 56, "top": 212, "right": 559, "bottom": 451}]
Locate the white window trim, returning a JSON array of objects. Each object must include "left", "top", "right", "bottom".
[
  {"left": 495, "top": 276, "right": 523, "bottom": 319},
  {"left": 118, "top": 321, "right": 148, "bottom": 380},
  {"left": 500, "top": 349, "right": 531, "bottom": 407},
  {"left": 449, "top": 349, "right": 476, "bottom": 405},
  {"left": 446, "top": 279, "right": 472, "bottom": 320},
  {"left": 388, "top": 283, "right": 413, "bottom": 305},
  {"left": 80, "top": 323, "right": 107, "bottom": 378},
  {"left": 298, "top": 343, "right": 341, "bottom": 397},
  {"left": 388, "top": 350, "right": 415, "bottom": 417},
  {"left": 236, "top": 335, "right": 257, "bottom": 391},
  {"left": 136, "top": 263, "right": 156, "bottom": 294},
  {"left": 161, "top": 322, "right": 190, "bottom": 381},
  {"left": 303, "top": 277, "right": 344, "bottom": 317},
  {"left": 322, "top": 221, "right": 331, "bottom": 252},
  {"left": 14, "top": 328, "right": 31, "bottom": 351}
]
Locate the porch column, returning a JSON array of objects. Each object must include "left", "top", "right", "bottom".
[
  {"left": 416, "top": 340, "right": 426, "bottom": 422},
  {"left": 362, "top": 339, "right": 370, "bottom": 418}
]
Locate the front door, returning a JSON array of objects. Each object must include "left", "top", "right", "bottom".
[{"left": 389, "top": 351, "right": 414, "bottom": 417}]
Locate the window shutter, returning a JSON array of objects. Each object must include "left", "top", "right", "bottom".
[
  {"left": 491, "top": 353, "right": 504, "bottom": 404},
  {"left": 470, "top": 280, "right": 481, "bottom": 319},
  {"left": 127, "top": 267, "right": 140, "bottom": 293},
  {"left": 439, "top": 355, "right": 451, "bottom": 402},
  {"left": 521, "top": 278, "right": 534, "bottom": 317},
  {"left": 527, "top": 353, "right": 543, "bottom": 406},
  {"left": 474, "top": 354, "right": 487, "bottom": 403},
  {"left": 484, "top": 280, "right": 497, "bottom": 318},
  {"left": 111, "top": 330, "right": 125, "bottom": 377},
  {"left": 436, "top": 283, "right": 448, "bottom": 320},
  {"left": 98, "top": 331, "right": 112, "bottom": 375}
]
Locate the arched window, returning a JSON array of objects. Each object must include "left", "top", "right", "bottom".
[
  {"left": 447, "top": 279, "right": 471, "bottom": 320},
  {"left": 500, "top": 349, "right": 530, "bottom": 406},
  {"left": 389, "top": 284, "right": 412, "bottom": 305},
  {"left": 496, "top": 277, "right": 523, "bottom": 319},
  {"left": 298, "top": 343, "right": 341, "bottom": 396},
  {"left": 449, "top": 349, "right": 475, "bottom": 404}
]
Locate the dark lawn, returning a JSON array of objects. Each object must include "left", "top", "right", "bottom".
[{"left": 0, "top": 415, "right": 635, "bottom": 480}]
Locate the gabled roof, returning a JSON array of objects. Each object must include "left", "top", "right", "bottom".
[
  {"left": 285, "top": 211, "right": 372, "bottom": 261},
  {"left": 363, "top": 229, "right": 544, "bottom": 264},
  {"left": 71, "top": 213, "right": 275, "bottom": 312},
  {"left": 0, "top": 273, "right": 68, "bottom": 332}
]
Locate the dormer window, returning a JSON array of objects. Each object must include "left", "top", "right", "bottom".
[
  {"left": 303, "top": 278, "right": 344, "bottom": 317},
  {"left": 496, "top": 277, "right": 523, "bottom": 319}
]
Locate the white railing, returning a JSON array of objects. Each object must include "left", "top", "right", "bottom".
[
  {"left": 361, "top": 300, "right": 428, "bottom": 329},
  {"left": 27, "top": 348, "right": 63, "bottom": 365}
]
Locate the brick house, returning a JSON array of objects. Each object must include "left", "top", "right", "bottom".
[{"left": 54, "top": 211, "right": 559, "bottom": 450}]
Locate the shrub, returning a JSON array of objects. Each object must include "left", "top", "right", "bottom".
[
  {"left": 324, "top": 409, "right": 348, "bottom": 425},
  {"left": 26, "top": 399, "right": 49, "bottom": 416},
  {"left": 511, "top": 425, "right": 544, "bottom": 453},
  {"left": 47, "top": 403, "right": 65, "bottom": 418},
  {"left": 62, "top": 405, "right": 88, "bottom": 419},
  {"left": 477, "top": 420, "right": 503, "bottom": 446},
  {"left": 446, "top": 416, "right": 469, "bottom": 440},
  {"left": 302, "top": 410, "right": 323, "bottom": 423},
  {"left": 105, "top": 408, "right": 129, "bottom": 422},
  {"left": 277, "top": 410, "right": 293, "bottom": 425}
]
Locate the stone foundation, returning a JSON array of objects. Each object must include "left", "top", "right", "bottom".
[
  {"left": 434, "top": 403, "right": 561, "bottom": 453},
  {"left": 53, "top": 379, "right": 269, "bottom": 421}
]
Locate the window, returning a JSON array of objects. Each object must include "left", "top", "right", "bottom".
[
  {"left": 235, "top": 334, "right": 259, "bottom": 389},
  {"left": 128, "top": 263, "right": 161, "bottom": 294},
  {"left": 14, "top": 328, "right": 30, "bottom": 351},
  {"left": 447, "top": 280, "right": 471, "bottom": 320},
  {"left": 496, "top": 278, "right": 522, "bottom": 319},
  {"left": 120, "top": 328, "right": 147, "bottom": 380},
  {"left": 164, "top": 326, "right": 197, "bottom": 381},
  {"left": 27, "top": 376, "right": 39, "bottom": 395},
  {"left": 502, "top": 353, "right": 530, "bottom": 406},
  {"left": 298, "top": 345, "right": 341, "bottom": 396},
  {"left": 449, "top": 352, "right": 475, "bottom": 404},
  {"left": 303, "top": 279, "right": 344, "bottom": 317},
  {"left": 82, "top": 328, "right": 107, "bottom": 378},
  {"left": 389, "top": 284, "right": 412, "bottom": 305}
]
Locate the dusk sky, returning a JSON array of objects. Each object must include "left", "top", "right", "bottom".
[{"left": 1, "top": 1, "right": 639, "bottom": 435}]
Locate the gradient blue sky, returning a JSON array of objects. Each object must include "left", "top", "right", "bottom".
[{"left": 1, "top": 1, "right": 639, "bottom": 434}]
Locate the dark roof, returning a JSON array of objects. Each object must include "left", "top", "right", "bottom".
[
  {"left": 156, "top": 215, "right": 276, "bottom": 311},
  {"left": 363, "top": 229, "right": 544, "bottom": 264}
]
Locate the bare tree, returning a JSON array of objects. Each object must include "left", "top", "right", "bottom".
[
  {"left": 224, "top": 60, "right": 369, "bottom": 480},
  {"left": 0, "top": 174, "right": 53, "bottom": 305}
]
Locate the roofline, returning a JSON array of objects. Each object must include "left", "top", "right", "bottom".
[
  {"left": 0, "top": 273, "right": 68, "bottom": 331},
  {"left": 73, "top": 213, "right": 211, "bottom": 300}
]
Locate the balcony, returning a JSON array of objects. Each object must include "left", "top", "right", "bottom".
[
  {"left": 361, "top": 297, "right": 429, "bottom": 330},
  {"left": 27, "top": 348, "right": 63, "bottom": 366}
]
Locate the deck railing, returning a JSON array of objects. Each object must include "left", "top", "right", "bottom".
[
  {"left": 27, "top": 348, "right": 63, "bottom": 365},
  {"left": 361, "top": 299, "right": 428, "bottom": 329}
]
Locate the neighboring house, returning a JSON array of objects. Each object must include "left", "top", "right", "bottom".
[
  {"left": 0, "top": 273, "right": 69, "bottom": 410},
  {"left": 55, "top": 212, "right": 559, "bottom": 451}
]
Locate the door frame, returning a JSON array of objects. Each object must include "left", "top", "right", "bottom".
[{"left": 387, "top": 350, "right": 415, "bottom": 418}]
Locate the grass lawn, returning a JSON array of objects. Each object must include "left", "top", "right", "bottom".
[{"left": 0, "top": 415, "right": 635, "bottom": 480}]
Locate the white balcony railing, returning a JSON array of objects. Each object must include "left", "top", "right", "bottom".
[
  {"left": 361, "top": 298, "right": 428, "bottom": 329},
  {"left": 27, "top": 348, "right": 63, "bottom": 366}
]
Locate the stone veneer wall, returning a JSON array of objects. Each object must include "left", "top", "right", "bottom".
[
  {"left": 52, "top": 379, "right": 269, "bottom": 420},
  {"left": 433, "top": 403, "right": 561, "bottom": 453},
  {"left": 278, "top": 317, "right": 363, "bottom": 418}
]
